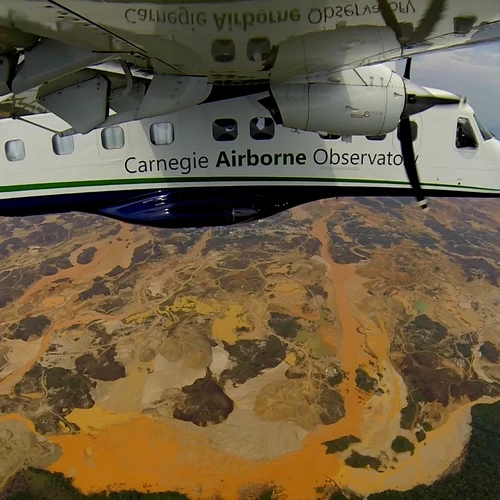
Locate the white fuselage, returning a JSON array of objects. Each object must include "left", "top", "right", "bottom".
[{"left": 0, "top": 94, "right": 499, "bottom": 203}]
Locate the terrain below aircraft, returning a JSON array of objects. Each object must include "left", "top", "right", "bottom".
[{"left": 0, "top": 85, "right": 498, "bottom": 228}]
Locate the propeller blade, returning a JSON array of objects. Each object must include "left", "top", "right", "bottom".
[
  {"left": 412, "top": 0, "right": 447, "bottom": 43},
  {"left": 399, "top": 116, "right": 428, "bottom": 210},
  {"left": 377, "top": 0, "right": 403, "bottom": 41},
  {"left": 404, "top": 58, "right": 412, "bottom": 79},
  {"left": 378, "top": 0, "right": 447, "bottom": 45}
]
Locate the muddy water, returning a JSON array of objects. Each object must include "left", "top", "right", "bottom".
[
  {"left": 0, "top": 413, "right": 37, "bottom": 432},
  {"left": 310, "top": 204, "right": 373, "bottom": 438},
  {"left": 0, "top": 224, "right": 145, "bottom": 395},
  {"left": 42, "top": 211, "right": 355, "bottom": 499},
  {"left": 0, "top": 327, "right": 55, "bottom": 395},
  {"left": 337, "top": 396, "right": 500, "bottom": 494},
  {"left": 0, "top": 312, "right": 127, "bottom": 396},
  {"left": 18, "top": 225, "right": 139, "bottom": 305},
  {"left": 308, "top": 202, "right": 497, "bottom": 495},
  {"left": 45, "top": 204, "right": 378, "bottom": 499},
  {"left": 2, "top": 206, "right": 497, "bottom": 498}
]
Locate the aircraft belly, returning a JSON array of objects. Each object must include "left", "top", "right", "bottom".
[{"left": 0, "top": 157, "right": 498, "bottom": 228}]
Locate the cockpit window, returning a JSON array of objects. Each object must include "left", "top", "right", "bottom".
[
  {"left": 473, "top": 113, "right": 494, "bottom": 141},
  {"left": 456, "top": 117, "right": 478, "bottom": 149}
]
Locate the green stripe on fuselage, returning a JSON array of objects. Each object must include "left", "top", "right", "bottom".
[{"left": 0, "top": 176, "right": 498, "bottom": 194}]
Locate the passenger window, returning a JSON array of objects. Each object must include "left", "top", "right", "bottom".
[
  {"left": 366, "top": 135, "right": 387, "bottom": 141},
  {"left": 247, "top": 37, "right": 271, "bottom": 62},
  {"left": 211, "top": 39, "right": 235, "bottom": 63},
  {"left": 456, "top": 117, "right": 478, "bottom": 149},
  {"left": 5, "top": 139, "right": 25, "bottom": 162},
  {"left": 150, "top": 122, "right": 174, "bottom": 146},
  {"left": 213, "top": 119, "right": 238, "bottom": 141},
  {"left": 101, "top": 126, "right": 125, "bottom": 150},
  {"left": 250, "top": 117, "right": 274, "bottom": 140},
  {"left": 319, "top": 133, "right": 341, "bottom": 140},
  {"left": 397, "top": 121, "right": 418, "bottom": 142},
  {"left": 52, "top": 134, "right": 74, "bottom": 155}
]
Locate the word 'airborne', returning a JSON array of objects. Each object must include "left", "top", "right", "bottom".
[{"left": 216, "top": 149, "right": 306, "bottom": 167}]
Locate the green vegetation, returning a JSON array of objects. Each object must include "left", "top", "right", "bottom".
[
  {"left": 369, "top": 401, "right": 500, "bottom": 499},
  {"left": 1, "top": 470, "right": 285, "bottom": 500},
  {"left": 403, "top": 314, "right": 447, "bottom": 348},
  {"left": 345, "top": 451, "right": 381, "bottom": 471},
  {"left": 327, "top": 370, "right": 344, "bottom": 387},
  {"left": 267, "top": 312, "right": 301, "bottom": 338},
  {"left": 306, "top": 284, "right": 328, "bottom": 299},
  {"left": 414, "top": 301, "right": 426, "bottom": 313},
  {"left": 479, "top": 341, "right": 499, "bottom": 363},
  {"left": 399, "top": 400, "right": 418, "bottom": 430},
  {"left": 415, "top": 430, "right": 426, "bottom": 443},
  {"left": 329, "top": 492, "right": 363, "bottom": 500},
  {"left": 422, "top": 421, "right": 433, "bottom": 432},
  {"left": 1, "top": 469, "right": 189, "bottom": 500},
  {"left": 391, "top": 436, "right": 415, "bottom": 455},
  {"left": 322, "top": 435, "right": 361, "bottom": 454},
  {"left": 257, "top": 488, "right": 276, "bottom": 500},
  {"left": 355, "top": 367, "right": 377, "bottom": 393},
  {"left": 456, "top": 343, "right": 473, "bottom": 359}
]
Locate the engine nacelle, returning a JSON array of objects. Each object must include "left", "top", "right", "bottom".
[{"left": 269, "top": 65, "right": 406, "bottom": 136}]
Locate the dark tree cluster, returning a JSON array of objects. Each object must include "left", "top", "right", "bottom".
[{"left": 369, "top": 401, "right": 500, "bottom": 499}]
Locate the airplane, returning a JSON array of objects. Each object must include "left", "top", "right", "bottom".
[
  {"left": 0, "top": 67, "right": 498, "bottom": 228},
  {"left": 0, "top": 0, "right": 499, "bottom": 226}
]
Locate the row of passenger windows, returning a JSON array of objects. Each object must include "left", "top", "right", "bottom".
[
  {"left": 4, "top": 122, "right": 176, "bottom": 161},
  {"left": 212, "top": 37, "right": 272, "bottom": 64},
  {"left": 8, "top": 115, "right": 396, "bottom": 160},
  {"left": 3, "top": 118, "right": 277, "bottom": 161},
  {"left": 3, "top": 117, "right": 474, "bottom": 162},
  {"left": 0, "top": 118, "right": 414, "bottom": 161},
  {"left": 213, "top": 117, "right": 275, "bottom": 141}
]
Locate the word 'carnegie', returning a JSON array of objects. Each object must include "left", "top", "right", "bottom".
[{"left": 125, "top": 155, "right": 209, "bottom": 175}]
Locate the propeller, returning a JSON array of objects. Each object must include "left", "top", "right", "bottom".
[
  {"left": 378, "top": 0, "right": 447, "bottom": 46},
  {"left": 397, "top": 57, "right": 460, "bottom": 210},
  {"left": 377, "top": 0, "right": 456, "bottom": 209},
  {"left": 399, "top": 58, "right": 428, "bottom": 210}
]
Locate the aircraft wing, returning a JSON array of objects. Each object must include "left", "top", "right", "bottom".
[
  {"left": 1, "top": 0, "right": 500, "bottom": 84},
  {"left": 0, "top": 0, "right": 499, "bottom": 131}
]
